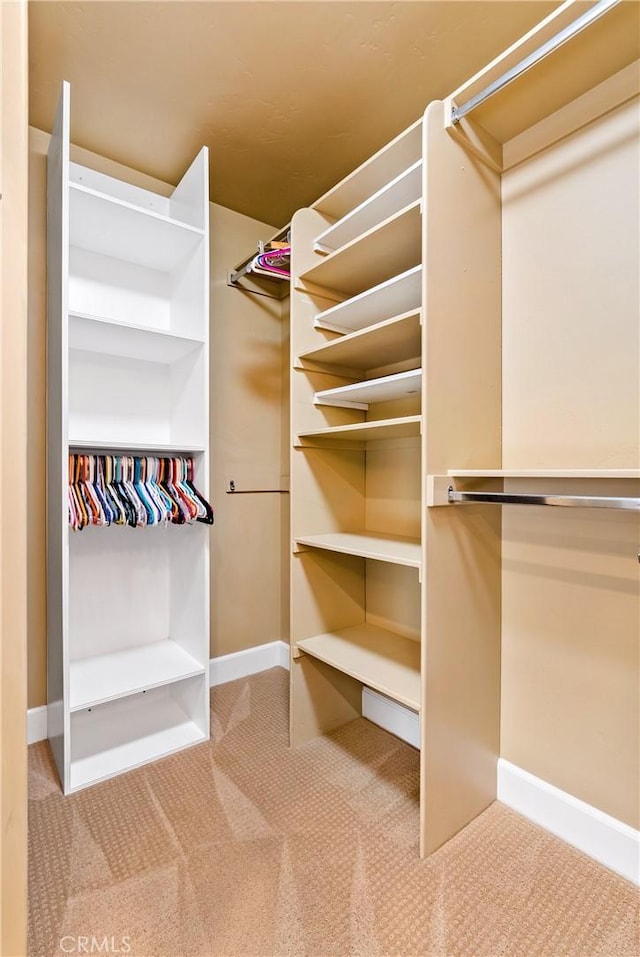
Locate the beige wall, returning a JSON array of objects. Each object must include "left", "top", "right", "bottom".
[
  {"left": 28, "top": 128, "right": 288, "bottom": 708},
  {"left": 1, "top": 2, "right": 29, "bottom": 953},
  {"left": 500, "top": 99, "right": 640, "bottom": 828}
]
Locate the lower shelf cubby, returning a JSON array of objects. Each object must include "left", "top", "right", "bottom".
[
  {"left": 69, "top": 675, "right": 208, "bottom": 792},
  {"left": 296, "top": 622, "right": 420, "bottom": 711}
]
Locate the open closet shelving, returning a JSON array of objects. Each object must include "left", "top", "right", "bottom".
[
  {"left": 290, "top": 0, "right": 640, "bottom": 860},
  {"left": 47, "top": 82, "right": 211, "bottom": 793}
]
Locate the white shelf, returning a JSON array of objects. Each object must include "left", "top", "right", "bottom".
[
  {"left": 69, "top": 181, "right": 205, "bottom": 272},
  {"left": 298, "top": 201, "right": 421, "bottom": 297},
  {"left": 68, "top": 438, "right": 205, "bottom": 454},
  {"left": 448, "top": 469, "right": 640, "bottom": 479},
  {"left": 315, "top": 369, "right": 422, "bottom": 410},
  {"left": 314, "top": 161, "right": 422, "bottom": 254},
  {"left": 315, "top": 266, "right": 422, "bottom": 335},
  {"left": 295, "top": 532, "right": 422, "bottom": 569},
  {"left": 300, "top": 310, "right": 421, "bottom": 371},
  {"left": 297, "top": 416, "right": 421, "bottom": 446},
  {"left": 297, "top": 623, "right": 421, "bottom": 712},
  {"left": 314, "top": 119, "right": 422, "bottom": 220},
  {"left": 69, "top": 692, "right": 206, "bottom": 792},
  {"left": 69, "top": 312, "right": 204, "bottom": 363},
  {"left": 69, "top": 640, "right": 205, "bottom": 711}
]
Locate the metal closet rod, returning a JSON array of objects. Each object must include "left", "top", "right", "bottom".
[
  {"left": 447, "top": 488, "right": 640, "bottom": 511},
  {"left": 450, "top": 0, "right": 620, "bottom": 124}
]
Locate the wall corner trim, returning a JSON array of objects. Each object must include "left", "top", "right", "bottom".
[
  {"left": 27, "top": 640, "right": 291, "bottom": 746},
  {"left": 497, "top": 758, "right": 639, "bottom": 885}
]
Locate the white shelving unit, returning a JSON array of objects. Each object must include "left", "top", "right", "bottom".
[{"left": 47, "top": 81, "right": 211, "bottom": 793}]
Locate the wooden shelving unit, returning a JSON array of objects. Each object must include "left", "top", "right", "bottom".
[
  {"left": 47, "top": 81, "right": 211, "bottom": 794},
  {"left": 290, "top": 1, "right": 640, "bottom": 865}
]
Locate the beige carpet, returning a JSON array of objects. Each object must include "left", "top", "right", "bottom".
[{"left": 29, "top": 667, "right": 638, "bottom": 957}]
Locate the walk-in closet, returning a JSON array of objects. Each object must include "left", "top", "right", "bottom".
[{"left": 1, "top": 1, "right": 638, "bottom": 954}]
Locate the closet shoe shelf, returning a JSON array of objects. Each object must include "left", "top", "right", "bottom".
[
  {"left": 314, "top": 369, "right": 422, "bottom": 409},
  {"left": 69, "top": 312, "right": 204, "bottom": 363},
  {"left": 299, "top": 310, "right": 421, "bottom": 372},
  {"left": 295, "top": 531, "right": 422, "bottom": 569},
  {"left": 313, "top": 161, "right": 422, "bottom": 253},
  {"left": 314, "top": 265, "right": 422, "bottom": 335},
  {"left": 296, "top": 623, "right": 421, "bottom": 712},
  {"left": 69, "top": 639, "right": 206, "bottom": 711},
  {"left": 297, "top": 201, "right": 421, "bottom": 297}
]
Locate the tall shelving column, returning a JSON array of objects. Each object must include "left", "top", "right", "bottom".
[
  {"left": 47, "top": 82, "right": 211, "bottom": 793},
  {"left": 289, "top": 120, "right": 425, "bottom": 797}
]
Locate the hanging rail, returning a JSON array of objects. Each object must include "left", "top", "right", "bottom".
[
  {"left": 450, "top": 0, "right": 621, "bottom": 124},
  {"left": 447, "top": 487, "right": 640, "bottom": 511}
]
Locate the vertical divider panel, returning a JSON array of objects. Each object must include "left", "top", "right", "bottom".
[
  {"left": 421, "top": 100, "right": 503, "bottom": 856},
  {"left": 46, "top": 81, "right": 70, "bottom": 791},
  {"left": 289, "top": 208, "right": 365, "bottom": 746}
]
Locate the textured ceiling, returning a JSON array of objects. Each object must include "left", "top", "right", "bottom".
[{"left": 29, "top": 1, "right": 560, "bottom": 226}]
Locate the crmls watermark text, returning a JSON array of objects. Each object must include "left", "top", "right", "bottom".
[{"left": 59, "top": 936, "right": 132, "bottom": 954}]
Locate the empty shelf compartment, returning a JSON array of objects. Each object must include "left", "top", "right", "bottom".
[
  {"left": 314, "top": 369, "right": 422, "bottom": 409},
  {"left": 314, "top": 161, "right": 422, "bottom": 253},
  {"left": 297, "top": 416, "right": 421, "bottom": 446},
  {"left": 295, "top": 531, "right": 421, "bottom": 568},
  {"left": 300, "top": 310, "right": 421, "bottom": 371},
  {"left": 297, "top": 623, "right": 421, "bottom": 711},
  {"left": 315, "top": 266, "right": 422, "bottom": 335}
]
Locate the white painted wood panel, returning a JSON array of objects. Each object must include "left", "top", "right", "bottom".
[{"left": 315, "top": 369, "right": 422, "bottom": 409}]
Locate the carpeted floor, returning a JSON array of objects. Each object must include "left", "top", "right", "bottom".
[{"left": 29, "top": 667, "right": 639, "bottom": 957}]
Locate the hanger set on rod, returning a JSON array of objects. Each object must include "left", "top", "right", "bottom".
[
  {"left": 68, "top": 454, "right": 214, "bottom": 531},
  {"left": 249, "top": 241, "right": 291, "bottom": 279}
]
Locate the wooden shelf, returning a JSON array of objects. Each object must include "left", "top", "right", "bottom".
[
  {"left": 315, "top": 265, "right": 422, "bottom": 335},
  {"left": 297, "top": 623, "right": 421, "bottom": 712},
  {"left": 297, "top": 415, "right": 421, "bottom": 447},
  {"left": 70, "top": 692, "right": 206, "bottom": 792},
  {"left": 315, "top": 369, "right": 421, "bottom": 409},
  {"left": 69, "top": 640, "right": 205, "bottom": 712},
  {"left": 295, "top": 532, "right": 422, "bottom": 569},
  {"left": 68, "top": 438, "right": 206, "bottom": 455},
  {"left": 314, "top": 119, "right": 422, "bottom": 220},
  {"left": 298, "top": 201, "right": 421, "bottom": 298},
  {"left": 69, "top": 181, "right": 205, "bottom": 272},
  {"left": 300, "top": 311, "right": 421, "bottom": 372},
  {"left": 69, "top": 312, "right": 204, "bottom": 363},
  {"left": 314, "top": 161, "right": 422, "bottom": 254},
  {"left": 448, "top": 469, "right": 640, "bottom": 479}
]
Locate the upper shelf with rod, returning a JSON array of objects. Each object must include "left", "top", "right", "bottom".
[
  {"left": 228, "top": 225, "right": 291, "bottom": 299},
  {"left": 444, "top": 0, "right": 640, "bottom": 171}
]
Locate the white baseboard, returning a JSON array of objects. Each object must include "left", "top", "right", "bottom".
[
  {"left": 27, "top": 640, "right": 291, "bottom": 746},
  {"left": 498, "top": 758, "right": 639, "bottom": 885},
  {"left": 361, "top": 686, "right": 420, "bottom": 749},
  {"left": 209, "top": 639, "right": 290, "bottom": 686},
  {"left": 27, "top": 704, "right": 48, "bottom": 746}
]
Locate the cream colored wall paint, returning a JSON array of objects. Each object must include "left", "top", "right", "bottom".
[
  {"left": 500, "top": 100, "right": 640, "bottom": 828},
  {"left": 1, "top": 1, "right": 29, "bottom": 951},
  {"left": 27, "top": 128, "right": 288, "bottom": 708}
]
